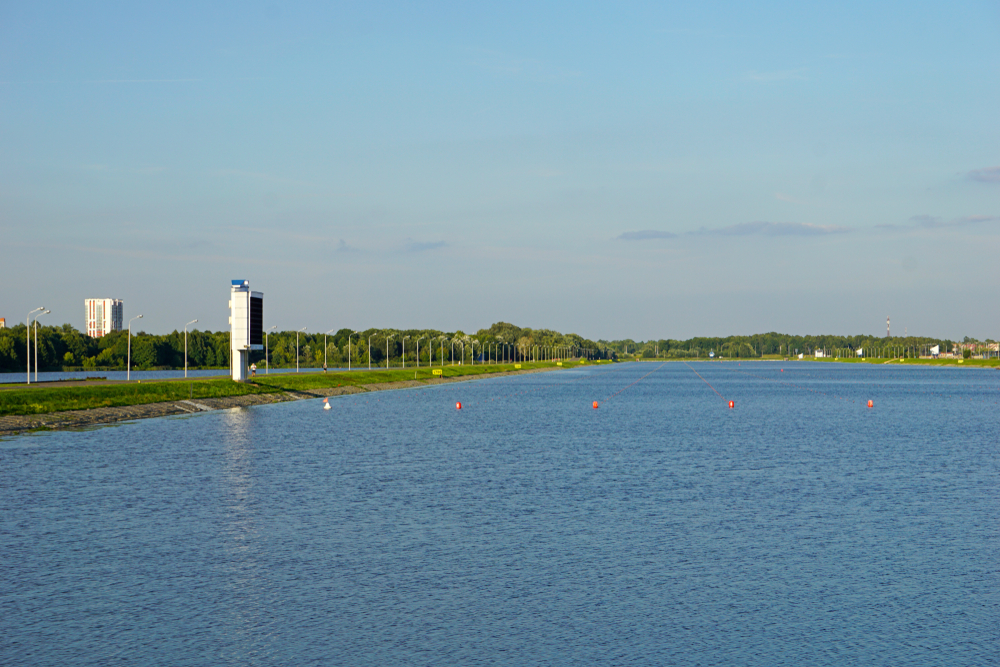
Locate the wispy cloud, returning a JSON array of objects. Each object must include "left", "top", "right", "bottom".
[
  {"left": 618, "top": 221, "right": 846, "bottom": 241},
  {"left": 745, "top": 68, "right": 808, "bottom": 82},
  {"left": 617, "top": 230, "right": 678, "bottom": 241},
  {"left": 85, "top": 78, "right": 202, "bottom": 83},
  {"left": 909, "top": 214, "right": 944, "bottom": 228},
  {"left": 877, "top": 214, "right": 1000, "bottom": 231},
  {"left": 212, "top": 169, "right": 317, "bottom": 188},
  {"left": 694, "top": 221, "right": 848, "bottom": 236},
  {"left": 404, "top": 239, "right": 447, "bottom": 252},
  {"left": 968, "top": 166, "right": 1000, "bottom": 183}
]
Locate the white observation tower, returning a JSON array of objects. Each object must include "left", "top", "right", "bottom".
[{"left": 229, "top": 280, "right": 263, "bottom": 381}]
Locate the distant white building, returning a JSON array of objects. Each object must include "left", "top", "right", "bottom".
[
  {"left": 85, "top": 298, "right": 123, "bottom": 337},
  {"left": 815, "top": 350, "right": 826, "bottom": 358},
  {"left": 0, "top": 317, "right": 5, "bottom": 328}
]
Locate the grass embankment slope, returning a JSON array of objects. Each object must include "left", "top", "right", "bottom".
[{"left": 0, "top": 361, "right": 594, "bottom": 417}]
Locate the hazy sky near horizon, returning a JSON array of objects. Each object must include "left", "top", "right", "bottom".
[{"left": 3, "top": 1, "right": 998, "bottom": 340}]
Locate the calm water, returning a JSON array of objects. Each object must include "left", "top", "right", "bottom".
[{"left": 2, "top": 362, "right": 997, "bottom": 665}]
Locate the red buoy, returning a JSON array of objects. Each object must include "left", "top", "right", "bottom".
[
  {"left": 867, "top": 400, "right": 873, "bottom": 408},
  {"left": 593, "top": 401, "right": 599, "bottom": 409},
  {"left": 456, "top": 402, "right": 462, "bottom": 410},
  {"left": 728, "top": 400, "right": 734, "bottom": 409}
]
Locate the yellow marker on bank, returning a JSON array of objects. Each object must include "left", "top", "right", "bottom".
[
  {"left": 556, "top": 362, "right": 562, "bottom": 366},
  {"left": 432, "top": 369, "right": 443, "bottom": 375},
  {"left": 515, "top": 364, "right": 522, "bottom": 369}
]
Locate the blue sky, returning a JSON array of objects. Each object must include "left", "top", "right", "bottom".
[{"left": 3, "top": 1, "right": 998, "bottom": 340}]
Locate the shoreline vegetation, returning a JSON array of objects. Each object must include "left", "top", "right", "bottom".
[
  {"left": 3, "top": 320, "right": 996, "bottom": 376},
  {"left": 0, "top": 361, "right": 591, "bottom": 421}
]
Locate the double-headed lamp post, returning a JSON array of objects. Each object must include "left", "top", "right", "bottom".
[
  {"left": 184, "top": 319, "right": 198, "bottom": 378},
  {"left": 402, "top": 335, "right": 410, "bottom": 369},
  {"left": 296, "top": 327, "right": 307, "bottom": 372},
  {"left": 324, "top": 328, "right": 336, "bottom": 371},
  {"left": 33, "top": 309, "right": 50, "bottom": 382},
  {"left": 265, "top": 325, "right": 277, "bottom": 373},
  {"left": 26, "top": 306, "right": 44, "bottom": 384},
  {"left": 127, "top": 314, "right": 143, "bottom": 381},
  {"left": 415, "top": 335, "right": 426, "bottom": 368}
]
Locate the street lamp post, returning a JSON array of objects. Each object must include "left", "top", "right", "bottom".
[
  {"left": 402, "top": 336, "right": 410, "bottom": 369},
  {"left": 33, "top": 309, "right": 50, "bottom": 382},
  {"left": 439, "top": 336, "right": 446, "bottom": 367},
  {"left": 265, "top": 326, "right": 276, "bottom": 373},
  {"left": 26, "top": 307, "right": 44, "bottom": 384},
  {"left": 368, "top": 333, "right": 377, "bottom": 370},
  {"left": 386, "top": 334, "right": 394, "bottom": 369},
  {"left": 296, "top": 327, "right": 307, "bottom": 372},
  {"left": 127, "top": 314, "right": 143, "bottom": 382},
  {"left": 324, "top": 328, "right": 336, "bottom": 372},
  {"left": 415, "top": 336, "right": 426, "bottom": 368},
  {"left": 184, "top": 319, "right": 198, "bottom": 378}
]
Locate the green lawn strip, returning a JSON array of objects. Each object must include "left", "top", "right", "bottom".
[
  {"left": 0, "top": 362, "right": 580, "bottom": 417},
  {"left": 0, "top": 378, "right": 278, "bottom": 417},
  {"left": 253, "top": 362, "right": 568, "bottom": 392}
]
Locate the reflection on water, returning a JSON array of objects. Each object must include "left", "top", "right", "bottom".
[
  {"left": 1, "top": 363, "right": 998, "bottom": 666},
  {"left": 218, "top": 408, "right": 270, "bottom": 663}
]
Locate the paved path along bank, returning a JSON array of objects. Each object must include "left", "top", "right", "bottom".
[{"left": 0, "top": 367, "right": 557, "bottom": 437}]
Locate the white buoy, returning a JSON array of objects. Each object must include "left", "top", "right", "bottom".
[
  {"left": 323, "top": 397, "right": 331, "bottom": 411},
  {"left": 324, "top": 403, "right": 331, "bottom": 410}
]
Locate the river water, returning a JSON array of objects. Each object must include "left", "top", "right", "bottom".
[{"left": 2, "top": 362, "right": 997, "bottom": 665}]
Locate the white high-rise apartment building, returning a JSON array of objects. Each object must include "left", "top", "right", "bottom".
[{"left": 85, "top": 298, "right": 123, "bottom": 337}]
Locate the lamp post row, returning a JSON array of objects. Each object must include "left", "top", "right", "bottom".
[{"left": 22, "top": 311, "right": 583, "bottom": 383}]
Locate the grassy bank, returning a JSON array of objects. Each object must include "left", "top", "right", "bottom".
[
  {"left": 0, "top": 361, "right": 586, "bottom": 417},
  {"left": 0, "top": 378, "right": 278, "bottom": 417}
]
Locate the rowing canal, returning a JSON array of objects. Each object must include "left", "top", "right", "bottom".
[{"left": 2, "top": 362, "right": 997, "bottom": 665}]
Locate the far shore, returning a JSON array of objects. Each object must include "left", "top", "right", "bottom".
[{"left": 627, "top": 356, "right": 999, "bottom": 368}]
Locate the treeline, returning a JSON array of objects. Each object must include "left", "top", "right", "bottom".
[
  {"left": 0, "top": 321, "right": 978, "bottom": 373},
  {"left": 600, "top": 332, "right": 966, "bottom": 359},
  {"left": 0, "top": 324, "right": 232, "bottom": 372},
  {"left": 0, "top": 321, "right": 603, "bottom": 372}
]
